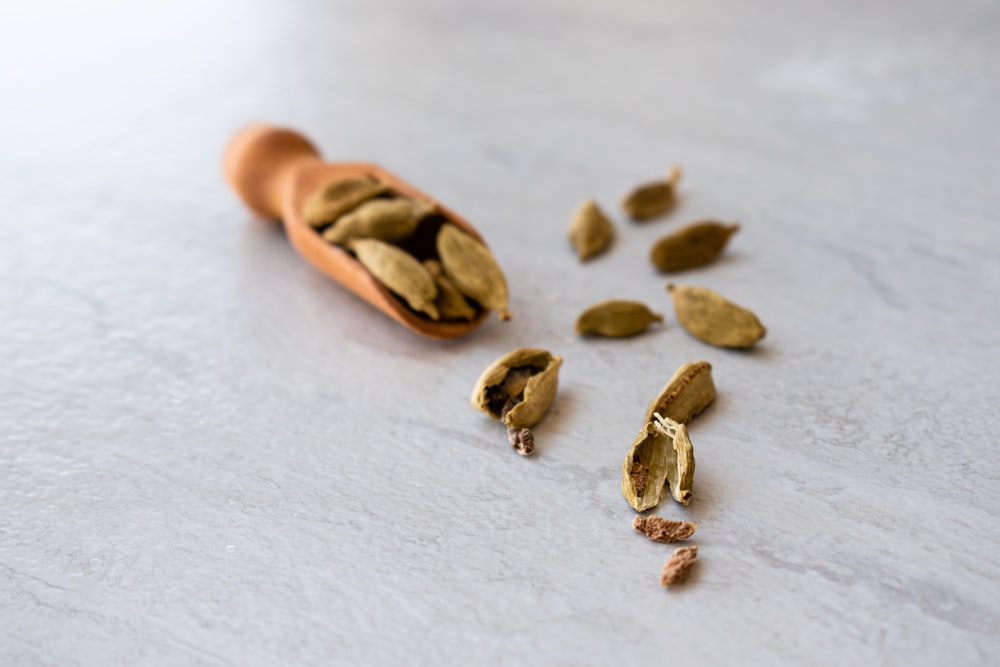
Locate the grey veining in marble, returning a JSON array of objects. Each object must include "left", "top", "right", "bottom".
[{"left": 1, "top": 0, "right": 998, "bottom": 664}]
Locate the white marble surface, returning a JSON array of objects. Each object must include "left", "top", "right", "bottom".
[{"left": 2, "top": 0, "right": 998, "bottom": 664}]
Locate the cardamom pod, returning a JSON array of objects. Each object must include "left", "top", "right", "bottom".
[
  {"left": 667, "top": 283, "right": 766, "bottom": 348},
  {"left": 567, "top": 199, "right": 614, "bottom": 260},
  {"left": 424, "top": 260, "right": 477, "bottom": 321},
  {"left": 650, "top": 221, "right": 739, "bottom": 272},
  {"left": 652, "top": 413, "right": 695, "bottom": 506},
  {"left": 621, "top": 167, "right": 682, "bottom": 221},
  {"left": 348, "top": 239, "right": 439, "bottom": 319},
  {"left": 322, "top": 198, "right": 436, "bottom": 245},
  {"left": 574, "top": 299, "right": 664, "bottom": 338},
  {"left": 621, "top": 421, "right": 670, "bottom": 512},
  {"left": 660, "top": 545, "right": 698, "bottom": 587},
  {"left": 643, "top": 361, "right": 715, "bottom": 424},
  {"left": 301, "top": 177, "right": 388, "bottom": 228},
  {"left": 437, "top": 223, "right": 511, "bottom": 320}
]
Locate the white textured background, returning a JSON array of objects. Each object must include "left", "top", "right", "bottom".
[{"left": 1, "top": 0, "right": 998, "bottom": 664}]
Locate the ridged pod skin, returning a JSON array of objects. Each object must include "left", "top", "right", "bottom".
[
  {"left": 437, "top": 223, "right": 511, "bottom": 321},
  {"left": 470, "top": 347, "right": 562, "bottom": 428},
  {"left": 621, "top": 421, "right": 670, "bottom": 512},
  {"left": 424, "top": 260, "right": 477, "bottom": 321},
  {"left": 650, "top": 221, "right": 739, "bottom": 272},
  {"left": 348, "top": 239, "right": 438, "bottom": 319},
  {"left": 668, "top": 283, "right": 766, "bottom": 348},
  {"left": 323, "top": 198, "right": 435, "bottom": 245},
  {"left": 621, "top": 167, "right": 682, "bottom": 221},
  {"left": 574, "top": 299, "right": 663, "bottom": 338},
  {"left": 643, "top": 361, "right": 716, "bottom": 424},
  {"left": 301, "top": 177, "right": 388, "bottom": 228},
  {"left": 567, "top": 200, "right": 614, "bottom": 260}
]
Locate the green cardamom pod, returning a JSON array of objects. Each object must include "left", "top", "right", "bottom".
[
  {"left": 423, "top": 260, "right": 477, "bottom": 321},
  {"left": 567, "top": 199, "right": 614, "bottom": 260},
  {"left": 621, "top": 421, "right": 670, "bottom": 511},
  {"left": 621, "top": 167, "right": 682, "bottom": 221},
  {"left": 643, "top": 360, "right": 715, "bottom": 425},
  {"left": 650, "top": 221, "right": 739, "bottom": 272},
  {"left": 437, "top": 223, "right": 511, "bottom": 320},
  {"left": 301, "top": 177, "right": 388, "bottom": 229},
  {"left": 652, "top": 414, "right": 695, "bottom": 506},
  {"left": 322, "top": 198, "right": 436, "bottom": 245},
  {"left": 574, "top": 299, "right": 663, "bottom": 337},
  {"left": 348, "top": 239, "right": 439, "bottom": 319},
  {"left": 667, "top": 283, "right": 766, "bottom": 348}
]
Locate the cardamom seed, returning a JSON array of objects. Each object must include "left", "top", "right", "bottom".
[
  {"left": 660, "top": 545, "right": 698, "bottom": 587},
  {"left": 621, "top": 421, "right": 670, "bottom": 511},
  {"left": 567, "top": 199, "right": 614, "bottom": 260},
  {"left": 348, "top": 238, "right": 439, "bottom": 319},
  {"left": 322, "top": 198, "right": 436, "bottom": 245},
  {"left": 574, "top": 299, "right": 664, "bottom": 338},
  {"left": 643, "top": 360, "right": 715, "bottom": 425},
  {"left": 652, "top": 413, "right": 695, "bottom": 506},
  {"left": 650, "top": 221, "right": 739, "bottom": 272},
  {"left": 423, "top": 260, "right": 477, "bottom": 321},
  {"left": 667, "top": 283, "right": 766, "bottom": 348},
  {"left": 437, "top": 224, "right": 512, "bottom": 321},
  {"left": 471, "top": 348, "right": 562, "bottom": 456},
  {"left": 632, "top": 516, "right": 698, "bottom": 543},
  {"left": 621, "top": 167, "right": 682, "bottom": 221},
  {"left": 301, "top": 177, "right": 388, "bottom": 229}
]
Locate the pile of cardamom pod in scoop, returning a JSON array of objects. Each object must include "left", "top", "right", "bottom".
[{"left": 302, "top": 176, "right": 511, "bottom": 321}]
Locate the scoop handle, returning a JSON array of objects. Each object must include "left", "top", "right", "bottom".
[{"left": 223, "top": 125, "right": 322, "bottom": 219}]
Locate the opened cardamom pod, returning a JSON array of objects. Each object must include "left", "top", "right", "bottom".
[
  {"left": 348, "top": 238, "right": 439, "bottom": 320},
  {"left": 667, "top": 283, "right": 766, "bottom": 348},
  {"left": 622, "top": 167, "right": 682, "bottom": 221},
  {"left": 322, "top": 198, "right": 436, "bottom": 245},
  {"left": 652, "top": 413, "right": 695, "bottom": 506},
  {"left": 424, "top": 259, "right": 477, "bottom": 321},
  {"left": 643, "top": 361, "right": 715, "bottom": 424},
  {"left": 650, "top": 221, "right": 739, "bottom": 272},
  {"left": 471, "top": 347, "right": 562, "bottom": 457},
  {"left": 567, "top": 200, "right": 614, "bottom": 260},
  {"left": 621, "top": 420, "right": 670, "bottom": 512},
  {"left": 301, "top": 176, "right": 388, "bottom": 229},
  {"left": 437, "top": 223, "right": 511, "bottom": 321},
  {"left": 574, "top": 299, "right": 663, "bottom": 338}
]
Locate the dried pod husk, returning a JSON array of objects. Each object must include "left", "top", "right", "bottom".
[
  {"left": 575, "top": 299, "right": 664, "bottom": 338},
  {"left": 660, "top": 545, "right": 698, "bottom": 587},
  {"left": 470, "top": 347, "right": 562, "bottom": 428},
  {"left": 668, "top": 283, "right": 766, "bottom": 348},
  {"left": 652, "top": 414, "right": 695, "bottom": 506},
  {"left": 323, "top": 198, "right": 436, "bottom": 245},
  {"left": 632, "top": 516, "right": 698, "bottom": 543},
  {"left": 643, "top": 361, "right": 715, "bottom": 424},
  {"left": 437, "top": 224, "right": 511, "bottom": 321},
  {"left": 650, "top": 221, "right": 740, "bottom": 272},
  {"left": 621, "top": 167, "right": 682, "bottom": 221},
  {"left": 567, "top": 199, "right": 614, "bottom": 260},
  {"left": 424, "top": 260, "right": 477, "bottom": 321},
  {"left": 348, "top": 239, "right": 439, "bottom": 319},
  {"left": 302, "top": 177, "right": 389, "bottom": 228},
  {"left": 621, "top": 421, "right": 670, "bottom": 512}
]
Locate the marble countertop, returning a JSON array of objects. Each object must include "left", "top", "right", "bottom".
[{"left": 1, "top": 0, "right": 997, "bottom": 664}]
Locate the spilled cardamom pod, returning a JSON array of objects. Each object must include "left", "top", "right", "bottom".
[
  {"left": 471, "top": 348, "right": 562, "bottom": 456},
  {"left": 667, "top": 283, "right": 766, "bottom": 348},
  {"left": 632, "top": 516, "right": 698, "bottom": 543},
  {"left": 621, "top": 167, "right": 682, "bottom": 221},
  {"left": 322, "top": 197, "right": 436, "bottom": 245},
  {"left": 567, "top": 199, "right": 614, "bottom": 261},
  {"left": 643, "top": 361, "right": 715, "bottom": 425},
  {"left": 348, "top": 238, "right": 438, "bottom": 319},
  {"left": 436, "top": 223, "right": 511, "bottom": 321},
  {"left": 621, "top": 421, "right": 670, "bottom": 511},
  {"left": 652, "top": 413, "right": 695, "bottom": 506},
  {"left": 650, "top": 221, "right": 739, "bottom": 272},
  {"left": 301, "top": 176, "right": 388, "bottom": 228},
  {"left": 660, "top": 545, "right": 698, "bottom": 587},
  {"left": 574, "top": 299, "right": 664, "bottom": 338},
  {"left": 423, "top": 260, "right": 477, "bottom": 321}
]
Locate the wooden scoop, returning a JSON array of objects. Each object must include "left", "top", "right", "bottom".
[{"left": 223, "top": 124, "right": 491, "bottom": 340}]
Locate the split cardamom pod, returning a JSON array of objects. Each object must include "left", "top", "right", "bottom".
[
  {"left": 437, "top": 223, "right": 512, "bottom": 321},
  {"left": 423, "top": 260, "right": 477, "bottom": 321},
  {"left": 667, "top": 283, "right": 766, "bottom": 348},
  {"left": 650, "top": 221, "right": 739, "bottom": 272},
  {"left": 574, "top": 299, "right": 664, "bottom": 338},
  {"left": 621, "top": 413, "right": 696, "bottom": 511},
  {"left": 567, "top": 199, "right": 614, "bottom": 261},
  {"left": 632, "top": 516, "right": 698, "bottom": 543},
  {"left": 652, "top": 413, "right": 695, "bottom": 506},
  {"left": 643, "top": 361, "right": 715, "bottom": 425},
  {"left": 301, "top": 176, "right": 389, "bottom": 228},
  {"left": 348, "top": 238, "right": 439, "bottom": 319},
  {"left": 622, "top": 167, "right": 682, "bottom": 221},
  {"left": 471, "top": 348, "right": 562, "bottom": 456},
  {"left": 660, "top": 545, "right": 698, "bottom": 587},
  {"left": 322, "top": 198, "right": 436, "bottom": 245}
]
